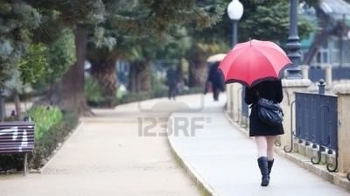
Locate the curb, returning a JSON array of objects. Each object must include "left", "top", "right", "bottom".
[
  {"left": 223, "top": 111, "right": 350, "bottom": 193},
  {"left": 38, "top": 120, "right": 84, "bottom": 174},
  {"left": 275, "top": 148, "right": 350, "bottom": 192},
  {"left": 166, "top": 113, "right": 219, "bottom": 196}
]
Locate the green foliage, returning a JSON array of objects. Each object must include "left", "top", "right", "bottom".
[
  {"left": 4, "top": 66, "right": 23, "bottom": 93},
  {"left": 18, "top": 28, "right": 75, "bottom": 91},
  {"left": 90, "top": 27, "right": 117, "bottom": 51},
  {"left": 240, "top": 2, "right": 315, "bottom": 45},
  {"left": 150, "top": 71, "right": 167, "bottom": 92},
  {"left": 28, "top": 106, "right": 63, "bottom": 139},
  {"left": 189, "top": 0, "right": 316, "bottom": 55},
  {"left": 87, "top": 84, "right": 204, "bottom": 108},
  {"left": 19, "top": 43, "right": 48, "bottom": 85},
  {"left": 29, "top": 111, "right": 78, "bottom": 169},
  {"left": 0, "top": 0, "right": 41, "bottom": 87},
  {"left": 84, "top": 76, "right": 104, "bottom": 103},
  {"left": 24, "top": 29, "right": 76, "bottom": 89},
  {"left": 25, "top": 0, "right": 105, "bottom": 26},
  {"left": 155, "top": 26, "right": 193, "bottom": 60},
  {"left": 87, "top": 0, "right": 225, "bottom": 63},
  {"left": 45, "top": 29, "right": 76, "bottom": 84}
]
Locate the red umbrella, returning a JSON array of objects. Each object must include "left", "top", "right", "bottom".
[{"left": 218, "top": 39, "right": 292, "bottom": 87}]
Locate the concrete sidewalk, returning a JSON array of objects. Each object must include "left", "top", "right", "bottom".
[
  {"left": 0, "top": 97, "right": 202, "bottom": 196},
  {"left": 167, "top": 95, "right": 350, "bottom": 196}
]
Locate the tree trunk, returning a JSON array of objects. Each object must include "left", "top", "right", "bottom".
[
  {"left": 90, "top": 60, "right": 117, "bottom": 104},
  {"left": 128, "top": 61, "right": 140, "bottom": 92},
  {"left": 140, "top": 61, "right": 151, "bottom": 91},
  {"left": 188, "top": 57, "right": 207, "bottom": 87},
  {"left": 128, "top": 61, "right": 151, "bottom": 92},
  {"left": 302, "top": 7, "right": 330, "bottom": 65},
  {"left": 36, "top": 25, "right": 92, "bottom": 116},
  {"left": 187, "top": 45, "right": 210, "bottom": 88},
  {"left": 14, "top": 91, "right": 22, "bottom": 120}
]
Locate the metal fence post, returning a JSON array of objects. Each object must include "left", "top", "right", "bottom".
[{"left": 318, "top": 79, "right": 325, "bottom": 95}]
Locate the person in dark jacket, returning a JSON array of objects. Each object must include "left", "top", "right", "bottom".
[
  {"left": 166, "top": 66, "right": 179, "bottom": 100},
  {"left": 244, "top": 79, "right": 284, "bottom": 187},
  {"left": 207, "top": 62, "right": 225, "bottom": 101}
]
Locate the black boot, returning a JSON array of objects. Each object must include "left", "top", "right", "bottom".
[
  {"left": 268, "top": 159, "right": 274, "bottom": 175},
  {"left": 257, "top": 157, "right": 270, "bottom": 187}
]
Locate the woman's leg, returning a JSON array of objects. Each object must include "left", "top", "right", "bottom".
[
  {"left": 255, "top": 136, "right": 269, "bottom": 186},
  {"left": 266, "top": 136, "right": 277, "bottom": 176},
  {"left": 255, "top": 136, "right": 267, "bottom": 157},
  {"left": 266, "top": 136, "right": 277, "bottom": 160}
]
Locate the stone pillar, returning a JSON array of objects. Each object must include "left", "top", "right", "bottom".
[
  {"left": 226, "top": 84, "right": 232, "bottom": 113},
  {"left": 323, "top": 65, "right": 332, "bottom": 87},
  {"left": 333, "top": 84, "right": 350, "bottom": 174},
  {"left": 300, "top": 65, "right": 309, "bottom": 79},
  {"left": 232, "top": 83, "right": 242, "bottom": 122},
  {"left": 230, "top": 84, "right": 234, "bottom": 117},
  {"left": 226, "top": 84, "right": 234, "bottom": 115},
  {"left": 280, "top": 79, "right": 311, "bottom": 150}
]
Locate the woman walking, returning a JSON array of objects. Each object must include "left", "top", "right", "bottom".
[{"left": 244, "top": 79, "right": 284, "bottom": 187}]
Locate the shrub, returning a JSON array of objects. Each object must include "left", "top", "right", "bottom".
[
  {"left": 0, "top": 108, "right": 79, "bottom": 172},
  {"left": 28, "top": 106, "right": 63, "bottom": 139},
  {"left": 86, "top": 85, "right": 205, "bottom": 108},
  {"left": 29, "top": 111, "right": 78, "bottom": 169},
  {"left": 84, "top": 77, "right": 104, "bottom": 104}
]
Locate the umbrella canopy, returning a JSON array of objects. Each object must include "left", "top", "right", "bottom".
[
  {"left": 207, "top": 53, "right": 226, "bottom": 63},
  {"left": 218, "top": 39, "right": 292, "bottom": 87}
]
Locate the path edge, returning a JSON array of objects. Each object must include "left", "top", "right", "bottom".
[
  {"left": 223, "top": 111, "right": 350, "bottom": 193},
  {"left": 166, "top": 114, "right": 219, "bottom": 196}
]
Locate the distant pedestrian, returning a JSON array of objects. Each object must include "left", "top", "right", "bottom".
[
  {"left": 244, "top": 79, "right": 284, "bottom": 187},
  {"left": 206, "top": 61, "right": 224, "bottom": 101},
  {"left": 166, "top": 65, "right": 180, "bottom": 100}
]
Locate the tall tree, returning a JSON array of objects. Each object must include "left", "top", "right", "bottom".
[
  {"left": 86, "top": 0, "right": 224, "bottom": 103},
  {"left": 17, "top": 29, "right": 75, "bottom": 117},
  {"left": 0, "top": 1, "right": 40, "bottom": 88},
  {"left": 0, "top": 1, "right": 40, "bottom": 120},
  {"left": 19, "top": 0, "right": 223, "bottom": 114},
  {"left": 25, "top": 0, "right": 105, "bottom": 115}
]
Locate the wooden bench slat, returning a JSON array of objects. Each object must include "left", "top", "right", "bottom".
[
  {"left": 0, "top": 122, "right": 36, "bottom": 175},
  {"left": 0, "top": 149, "right": 34, "bottom": 153},
  {"left": 0, "top": 142, "right": 35, "bottom": 146},
  {"left": 0, "top": 136, "right": 35, "bottom": 139},
  {"left": 0, "top": 123, "right": 35, "bottom": 152}
]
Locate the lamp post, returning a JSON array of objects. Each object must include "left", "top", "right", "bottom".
[
  {"left": 285, "top": 0, "right": 302, "bottom": 79},
  {"left": 227, "top": 0, "right": 247, "bottom": 118},
  {"left": 227, "top": 0, "right": 244, "bottom": 47}
]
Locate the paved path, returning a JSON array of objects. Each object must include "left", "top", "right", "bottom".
[
  {"left": 0, "top": 96, "right": 204, "bottom": 196},
  {"left": 168, "top": 95, "right": 350, "bottom": 196},
  {"left": 1, "top": 93, "right": 349, "bottom": 196}
]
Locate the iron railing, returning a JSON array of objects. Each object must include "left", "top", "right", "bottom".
[{"left": 285, "top": 80, "right": 338, "bottom": 172}]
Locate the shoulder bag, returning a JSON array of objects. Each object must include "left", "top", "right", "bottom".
[{"left": 256, "top": 94, "right": 284, "bottom": 127}]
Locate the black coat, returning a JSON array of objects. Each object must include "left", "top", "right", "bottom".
[
  {"left": 244, "top": 80, "right": 284, "bottom": 136},
  {"left": 166, "top": 68, "right": 179, "bottom": 87},
  {"left": 207, "top": 62, "right": 224, "bottom": 90}
]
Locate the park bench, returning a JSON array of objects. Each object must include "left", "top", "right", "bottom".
[{"left": 0, "top": 122, "right": 35, "bottom": 175}]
